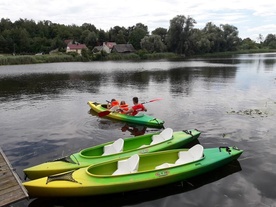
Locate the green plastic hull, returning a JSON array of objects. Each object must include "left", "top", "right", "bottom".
[
  {"left": 88, "top": 101, "right": 165, "bottom": 128},
  {"left": 23, "top": 146, "right": 243, "bottom": 197},
  {"left": 24, "top": 129, "right": 201, "bottom": 180}
]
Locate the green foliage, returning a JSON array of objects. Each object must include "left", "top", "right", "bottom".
[
  {"left": 152, "top": 27, "right": 167, "bottom": 44},
  {"left": 0, "top": 16, "right": 276, "bottom": 63},
  {"left": 239, "top": 38, "right": 259, "bottom": 50},
  {"left": 128, "top": 23, "right": 149, "bottom": 50},
  {"left": 140, "top": 35, "right": 167, "bottom": 53},
  {"left": 0, "top": 54, "right": 79, "bottom": 65}
]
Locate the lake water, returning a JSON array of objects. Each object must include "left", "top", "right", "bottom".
[{"left": 0, "top": 53, "right": 276, "bottom": 207}]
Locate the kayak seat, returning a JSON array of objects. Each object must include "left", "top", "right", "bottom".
[
  {"left": 155, "top": 144, "right": 204, "bottom": 170},
  {"left": 102, "top": 138, "right": 124, "bottom": 156},
  {"left": 150, "top": 128, "right": 173, "bottom": 145},
  {"left": 112, "top": 154, "right": 140, "bottom": 175},
  {"left": 175, "top": 144, "right": 204, "bottom": 165}
]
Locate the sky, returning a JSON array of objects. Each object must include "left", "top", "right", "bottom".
[{"left": 1, "top": 0, "right": 276, "bottom": 41}]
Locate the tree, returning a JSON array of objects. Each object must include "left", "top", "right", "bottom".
[
  {"left": 202, "top": 22, "right": 224, "bottom": 53},
  {"left": 140, "top": 35, "right": 166, "bottom": 53},
  {"left": 167, "top": 15, "right": 185, "bottom": 53},
  {"left": 263, "top": 34, "right": 276, "bottom": 49},
  {"left": 239, "top": 38, "right": 259, "bottom": 50},
  {"left": 116, "top": 30, "right": 127, "bottom": 44},
  {"left": 166, "top": 15, "right": 196, "bottom": 55},
  {"left": 98, "top": 29, "right": 107, "bottom": 44},
  {"left": 220, "top": 24, "right": 240, "bottom": 51},
  {"left": 128, "top": 23, "right": 149, "bottom": 49},
  {"left": 188, "top": 28, "right": 211, "bottom": 54},
  {"left": 81, "top": 23, "right": 97, "bottom": 33},
  {"left": 152, "top": 27, "right": 167, "bottom": 44},
  {"left": 108, "top": 26, "right": 128, "bottom": 43}
]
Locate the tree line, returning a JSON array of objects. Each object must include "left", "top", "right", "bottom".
[{"left": 0, "top": 15, "right": 276, "bottom": 56}]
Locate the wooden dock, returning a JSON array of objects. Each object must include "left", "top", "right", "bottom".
[{"left": 0, "top": 147, "right": 28, "bottom": 207}]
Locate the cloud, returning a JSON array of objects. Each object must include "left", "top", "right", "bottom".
[{"left": 0, "top": 0, "right": 275, "bottom": 40}]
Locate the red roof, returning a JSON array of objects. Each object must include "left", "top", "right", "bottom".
[
  {"left": 67, "top": 44, "right": 87, "bottom": 50},
  {"left": 105, "top": 42, "right": 116, "bottom": 49}
]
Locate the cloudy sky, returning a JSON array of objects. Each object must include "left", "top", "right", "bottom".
[{"left": 1, "top": 0, "right": 276, "bottom": 41}]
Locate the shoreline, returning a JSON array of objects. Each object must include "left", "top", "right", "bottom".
[{"left": 1, "top": 49, "right": 275, "bottom": 66}]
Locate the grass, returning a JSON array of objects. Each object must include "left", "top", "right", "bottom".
[{"left": 1, "top": 49, "right": 275, "bottom": 65}]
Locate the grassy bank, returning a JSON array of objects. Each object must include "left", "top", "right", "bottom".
[
  {"left": 1, "top": 49, "right": 275, "bottom": 66},
  {"left": 193, "top": 49, "right": 276, "bottom": 58},
  {"left": 0, "top": 54, "right": 86, "bottom": 66}
]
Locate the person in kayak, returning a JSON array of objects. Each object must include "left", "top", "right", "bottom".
[
  {"left": 125, "top": 97, "right": 147, "bottom": 116},
  {"left": 107, "top": 98, "right": 119, "bottom": 109},
  {"left": 119, "top": 100, "right": 129, "bottom": 113}
]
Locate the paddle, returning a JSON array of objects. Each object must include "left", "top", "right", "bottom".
[
  {"left": 98, "top": 98, "right": 162, "bottom": 117},
  {"left": 98, "top": 105, "right": 120, "bottom": 117}
]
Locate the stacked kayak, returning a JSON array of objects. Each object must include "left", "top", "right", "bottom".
[
  {"left": 24, "top": 128, "right": 201, "bottom": 180},
  {"left": 23, "top": 145, "right": 243, "bottom": 197},
  {"left": 87, "top": 101, "right": 164, "bottom": 128}
]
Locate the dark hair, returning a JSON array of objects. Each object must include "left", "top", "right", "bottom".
[
  {"left": 111, "top": 99, "right": 116, "bottom": 102},
  {"left": 133, "top": 97, "right": 138, "bottom": 104}
]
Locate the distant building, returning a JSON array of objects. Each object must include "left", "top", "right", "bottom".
[
  {"left": 66, "top": 43, "right": 87, "bottom": 55},
  {"left": 111, "top": 44, "right": 135, "bottom": 53},
  {"left": 92, "top": 42, "right": 116, "bottom": 54},
  {"left": 92, "top": 46, "right": 103, "bottom": 53}
]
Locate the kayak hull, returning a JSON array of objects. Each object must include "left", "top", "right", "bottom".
[
  {"left": 23, "top": 146, "right": 243, "bottom": 197},
  {"left": 88, "top": 101, "right": 165, "bottom": 128},
  {"left": 24, "top": 129, "right": 201, "bottom": 180}
]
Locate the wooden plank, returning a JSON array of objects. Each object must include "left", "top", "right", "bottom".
[{"left": 0, "top": 147, "right": 28, "bottom": 207}]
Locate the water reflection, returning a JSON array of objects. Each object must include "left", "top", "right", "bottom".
[
  {"left": 0, "top": 65, "right": 239, "bottom": 99},
  {"left": 1, "top": 53, "right": 276, "bottom": 207},
  {"left": 121, "top": 124, "right": 147, "bottom": 136},
  {"left": 0, "top": 73, "right": 103, "bottom": 98},
  {"left": 28, "top": 160, "right": 242, "bottom": 207}
]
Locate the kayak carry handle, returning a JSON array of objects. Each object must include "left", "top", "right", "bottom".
[{"left": 219, "top": 146, "right": 231, "bottom": 154}]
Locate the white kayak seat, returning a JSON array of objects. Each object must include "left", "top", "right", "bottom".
[
  {"left": 155, "top": 144, "right": 204, "bottom": 170},
  {"left": 175, "top": 144, "right": 204, "bottom": 165},
  {"left": 150, "top": 128, "right": 173, "bottom": 145},
  {"left": 102, "top": 138, "right": 124, "bottom": 156},
  {"left": 112, "top": 154, "right": 140, "bottom": 175},
  {"left": 155, "top": 162, "right": 175, "bottom": 170}
]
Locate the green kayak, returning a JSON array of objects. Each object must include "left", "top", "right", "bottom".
[
  {"left": 24, "top": 128, "right": 201, "bottom": 180},
  {"left": 23, "top": 145, "right": 243, "bottom": 197},
  {"left": 87, "top": 101, "right": 165, "bottom": 128}
]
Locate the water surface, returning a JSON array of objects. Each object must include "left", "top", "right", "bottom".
[{"left": 0, "top": 54, "right": 276, "bottom": 207}]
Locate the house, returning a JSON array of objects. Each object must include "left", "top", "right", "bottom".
[
  {"left": 111, "top": 44, "right": 135, "bottom": 53},
  {"left": 92, "top": 46, "right": 103, "bottom": 53},
  {"left": 92, "top": 42, "right": 116, "bottom": 54},
  {"left": 103, "top": 42, "right": 116, "bottom": 53},
  {"left": 66, "top": 43, "right": 87, "bottom": 55}
]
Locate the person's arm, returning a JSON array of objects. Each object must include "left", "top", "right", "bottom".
[
  {"left": 143, "top": 105, "right": 147, "bottom": 112},
  {"left": 125, "top": 107, "right": 134, "bottom": 115}
]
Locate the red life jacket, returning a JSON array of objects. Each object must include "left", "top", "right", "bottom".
[
  {"left": 131, "top": 104, "right": 145, "bottom": 116},
  {"left": 111, "top": 100, "right": 119, "bottom": 107}
]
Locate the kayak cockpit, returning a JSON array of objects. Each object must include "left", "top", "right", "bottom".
[
  {"left": 80, "top": 128, "right": 174, "bottom": 158},
  {"left": 87, "top": 144, "right": 205, "bottom": 177}
]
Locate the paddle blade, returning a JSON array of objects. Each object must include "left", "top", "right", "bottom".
[
  {"left": 149, "top": 98, "right": 163, "bottom": 102},
  {"left": 142, "top": 98, "right": 163, "bottom": 104},
  {"left": 98, "top": 110, "right": 111, "bottom": 117}
]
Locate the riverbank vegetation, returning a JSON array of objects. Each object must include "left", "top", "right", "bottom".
[{"left": 0, "top": 15, "right": 276, "bottom": 65}]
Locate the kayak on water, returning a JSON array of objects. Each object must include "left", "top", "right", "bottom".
[
  {"left": 87, "top": 101, "right": 165, "bottom": 128},
  {"left": 23, "top": 145, "right": 243, "bottom": 197},
  {"left": 24, "top": 128, "right": 201, "bottom": 180}
]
